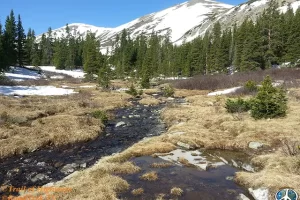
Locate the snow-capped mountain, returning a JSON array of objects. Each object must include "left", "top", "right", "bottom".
[{"left": 37, "top": 0, "right": 300, "bottom": 53}]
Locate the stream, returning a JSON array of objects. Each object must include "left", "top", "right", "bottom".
[{"left": 0, "top": 95, "right": 253, "bottom": 199}]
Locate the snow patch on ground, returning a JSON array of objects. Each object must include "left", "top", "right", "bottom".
[
  {"left": 207, "top": 86, "right": 242, "bottom": 96},
  {"left": 0, "top": 86, "right": 77, "bottom": 96},
  {"left": 38, "top": 66, "right": 85, "bottom": 78},
  {"left": 4, "top": 67, "right": 43, "bottom": 81},
  {"left": 159, "top": 149, "right": 225, "bottom": 170}
]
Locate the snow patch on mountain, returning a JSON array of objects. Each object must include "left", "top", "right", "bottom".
[{"left": 278, "top": 1, "right": 300, "bottom": 13}]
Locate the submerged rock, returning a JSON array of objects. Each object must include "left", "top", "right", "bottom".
[
  {"left": 248, "top": 142, "right": 264, "bottom": 150},
  {"left": 61, "top": 163, "right": 79, "bottom": 174},
  {"left": 31, "top": 173, "right": 50, "bottom": 182},
  {"left": 115, "top": 121, "right": 126, "bottom": 127}
]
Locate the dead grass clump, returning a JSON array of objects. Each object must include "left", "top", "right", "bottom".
[
  {"left": 170, "top": 187, "right": 183, "bottom": 196},
  {"left": 174, "top": 89, "right": 208, "bottom": 97},
  {"left": 281, "top": 138, "right": 300, "bottom": 156},
  {"left": 139, "top": 96, "right": 161, "bottom": 105},
  {"left": 131, "top": 188, "right": 144, "bottom": 196},
  {"left": 140, "top": 171, "right": 158, "bottom": 181},
  {"left": 97, "top": 162, "right": 141, "bottom": 174},
  {"left": 150, "top": 162, "right": 173, "bottom": 168},
  {"left": 178, "top": 157, "right": 192, "bottom": 167},
  {"left": 156, "top": 193, "right": 166, "bottom": 200}
]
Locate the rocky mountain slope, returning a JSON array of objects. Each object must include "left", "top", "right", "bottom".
[{"left": 37, "top": 0, "right": 300, "bottom": 53}]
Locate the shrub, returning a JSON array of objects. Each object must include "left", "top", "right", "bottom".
[
  {"left": 126, "top": 84, "right": 143, "bottom": 97},
  {"left": 225, "top": 98, "right": 251, "bottom": 113},
  {"left": 244, "top": 80, "right": 258, "bottom": 92},
  {"left": 91, "top": 110, "right": 108, "bottom": 123},
  {"left": 251, "top": 76, "right": 287, "bottom": 119},
  {"left": 162, "top": 84, "right": 175, "bottom": 97}
]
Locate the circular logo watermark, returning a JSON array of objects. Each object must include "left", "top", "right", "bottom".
[{"left": 276, "top": 188, "right": 298, "bottom": 200}]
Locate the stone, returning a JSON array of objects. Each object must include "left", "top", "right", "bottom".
[
  {"left": 248, "top": 188, "right": 269, "bottom": 200},
  {"left": 176, "top": 141, "right": 194, "bottom": 150},
  {"left": 61, "top": 163, "right": 79, "bottom": 174},
  {"left": 226, "top": 176, "right": 234, "bottom": 181},
  {"left": 167, "top": 97, "right": 175, "bottom": 101},
  {"left": 237, "top": 194, "right": 251, "bottom": 200},
  {"left": 31, "top": 173, "right": 50, "bottom": 182},
  {"left": 54, "top": 162, "right": 64, "bottom": 168},
  {"left": 37, "top": 162, "right": 46, "bottom": 167},
  {"left": 249, "top": 142, "right": 264, "bottom": 150},
  {"left": 134, "top": 115, "right": 141, "bottom": 118},
  {"left": 242, "top": 163, "right": 255, "bottom": 172},
  {"left": 80, "top": 163, "right": 87, "bottom": 168},
  {"left": 115, "top": 121, "right": 126, "bottom": 127},
  {"left": 231, "top": 159, "right": 239, "bottom": 168}
]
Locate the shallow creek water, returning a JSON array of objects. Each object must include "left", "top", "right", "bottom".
[
  {"left": 119, "top": 150, "right": 254, "bottom": 200},
  {"left": 0, "top": 96, "right": 254, "bottom": 199}
]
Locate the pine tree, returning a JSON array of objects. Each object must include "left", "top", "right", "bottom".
[
  {"left": 83, "top": 32, "right": 102, "bottom": 77},
  {"left": 0, "top": 21, "right": 5, "bottom": 72},
  {"left": 16, "top": 14, "right": 26, "bottom": 66},
  {"left": 24, "top": 28, "right": 35, "bottom": 65},
  {"left": 4, "top": 10, "right": 17, "bottom": 68}
]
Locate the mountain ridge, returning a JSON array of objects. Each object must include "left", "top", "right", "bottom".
[{"left": 36, "top": 0, "right": 300, "bottom": 53}]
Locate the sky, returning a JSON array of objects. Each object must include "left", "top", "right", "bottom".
[{"left": 0, "top": 0, "right": 244, "bottom": 35}]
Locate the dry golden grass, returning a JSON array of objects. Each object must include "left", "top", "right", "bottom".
[
  {"left": 170, "top": 187, "right": 183, "bottom": 196},
  {"left": 174, "top": 89, "right": 208, "bottom": 98},
  {"left": 143, "top": 88, "right": 160, "bottom": 94},
  {"left": 131, "top": 188, "right": 144, "bottom": 196},
  {"left": 0, "top": 87, "right": 131, "bottom": 159},
  {"left": 139, "top": 96, "right": 161, "bottom": 106},
  {"left": 15, "top": 87, "right": 300, "bottom": 198},
  {"left": 156, "top": 193, "right": 166, "bottom": 200},
  {"left": 140, "top": 171, "right": 158, "bottom": 181},
  {"left": 178, "top": 157, "right": 192, "bottom": 167},
  {"left": 150, "top": 162, "right": 173, "bottom": 168},
  {"left": 17, "top": 161, "right": 140, "bottom": 200}
]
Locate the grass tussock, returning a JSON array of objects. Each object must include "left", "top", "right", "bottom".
[
  {"left": 139, "top": 96, "right": 161, "bottom": 106},
  {"left": 171, "top": 68, "right": 300, "bottom": 91},
  {"left": 150, "top": 162, "right": 173, "bottom": 168},
  {"left": 131, "top": 188, "right": 144, "bottom": 196},
  {"left": 178, "top": 157, "right": 192, "bottom": 167},
  {"left": 140, "top": 171, "right": 158, "bottom": 181},
  {"left": 170, "top": 187, "right": 183, "bottom": 196}
]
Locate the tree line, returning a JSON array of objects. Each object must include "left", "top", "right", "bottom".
[{"left": 1, "top": 3, "right": 300, "bottom": 87}]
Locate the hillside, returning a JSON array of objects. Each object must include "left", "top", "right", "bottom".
[{"left": 36, "top": 0, "right": 300, "bottom": 53}]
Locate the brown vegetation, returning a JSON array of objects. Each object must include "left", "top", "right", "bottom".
[
  {"left": 131, "top": 188, "right": 144, "bottom": 196},
  {"left": 170, "top": 187, "right": 183, "bottom": 196},
  {"left": 139, "top": 96, "right": 161, "bottom": 105},
  {"left": 171, "top": 68, "right": 300, "bottom": 90},
  {"left": 140, "top": 171, "right": 158, "bottom": 181},
  {"left": 150, "top": 162, "right": 173, "bottom": 168},
  {"left": 0, "top": 87, "right": 131, "bottom": 159}
]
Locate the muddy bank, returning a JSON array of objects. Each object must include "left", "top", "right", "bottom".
[{"left": 0, "top": 97, "right": 168, "bottom": 196}]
